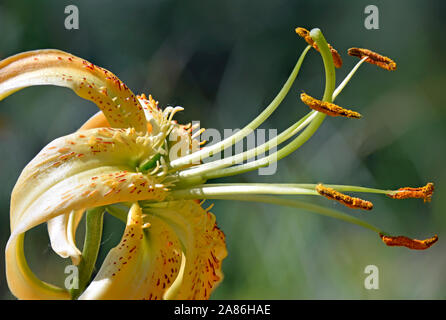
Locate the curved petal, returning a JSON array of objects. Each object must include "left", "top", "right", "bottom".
[
  {"left": 143, "top": 200, "right": 227, "bottom": 299},
  {"left": 11, "top": 126, "right": 164, "bottom": 230},
  {"left": 79, "top": 109, "right": 154, "bottom": 134},
  {"left": 5, "top": 233, "right": 71, "bottom": 300},
  {"left": 46, "top": 110, "right": 111, "bottom": 264},
  {"left": 47, "top": 210, "right": 84, "bottom": 265},
  {"left": 6, "top": 127, "right": 168, "bottom": 299},
  {"left": 80, "top": 200, "right": 227, "bottom": 300},
  {"left": 0, "top": 49, "right": 147, "bottom": 133},
  {"left": 79, "top": 111, "right": 111, "bottom": 130},
  {"left": 46, "top": 105, "right": 154, "bottom": 263},
  {"left": 79, "top": 202, "right": 183, "bottom": 300},
  {"left": 2, "top": 50, "right": 222, "bottom": 300},
  {"left": 13, "top": 167, "right": 169, "bottom": 237}
]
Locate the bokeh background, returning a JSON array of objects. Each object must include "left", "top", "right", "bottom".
[{"left": 0, "top": 0, "right": 445, "bottom": 299}]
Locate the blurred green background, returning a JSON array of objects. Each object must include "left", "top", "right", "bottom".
[{"left": 0, "top": 0, "right": 445, "bottom": 299}]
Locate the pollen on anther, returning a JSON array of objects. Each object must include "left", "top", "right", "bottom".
[
  {"left": 316, "top": 184, "right": 373, "bottom": 210},
  {"left": 300, "top": 93, "right": 361, "bottom": 119},
  {"left": 379, "top": 233, "right": 438, "bottom": 250},
  {"left": 348, "top": 48, "right": 397, "bottom": 71},
  {"left": 387, "top": 183, "right": 434, "bottom": 202},
  {"left": 295, "top": 27, "right": 342, "bottom": 68}
]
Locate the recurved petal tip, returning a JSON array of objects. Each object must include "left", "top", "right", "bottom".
[{"left": 0, "top": 49, "right": 148, "bottom": 132}]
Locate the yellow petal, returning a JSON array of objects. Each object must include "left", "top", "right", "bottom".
[
  {"left": 46, "top": 111, "right": 113, "bottom": 266},
  {"left": 80, "top": 200, "right": 227, "bottom": 300},
  {"left": 0, "top": 49, "right": 147, "bottom": 133},
  {"left": 144, "top": 200, "right": 227, "bottom": 299},
  {"left": 46, "top": 108, "right": 128, "bottom": 266},
  {"left": 46, "top": 106, "right": 154, "bottom": 264},
  {"left": 7, "top": 127, "right": 167, "bottom": 299},
  {"left": 79, "top": 111, "right": 111, "bottom": 130},
  {"left": 47, "top": 210, "right": 84, "bottom": 265},
  {"left": 5, "top": 234, "right": 70, "bottom": 300},
  {"left": 79, "top": 202, "right": 183, "bottom": 300},
  {"left": 79, "top": 110, "right": 154, "bottom": 134},
  {"left": 11, "top": 127, "right": 162, "bottom": 230}
]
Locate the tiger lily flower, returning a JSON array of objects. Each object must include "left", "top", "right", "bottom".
[{"left": 0, "top": 28, "right": 437, "bottom": 300}]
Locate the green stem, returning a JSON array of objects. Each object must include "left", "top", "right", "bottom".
[
  {"left": 70, "top": 207, "right": 105, "bottom": 299},
  {"left": 169, "top": 45, "right": 312, "bottom": 169}
]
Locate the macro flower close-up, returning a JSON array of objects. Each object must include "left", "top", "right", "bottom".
[{"left": 0, "top": 0, "right": 445, "bottom": 302}]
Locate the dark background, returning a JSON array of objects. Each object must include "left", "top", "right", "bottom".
[{"left": 0, "top": 0, "right": 445, "bottom": 299}]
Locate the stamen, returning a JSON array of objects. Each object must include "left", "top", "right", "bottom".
[
  {"left": 347, "top": 48, "right": 397, "bottom": 71},
  {"left": 169, "top": 45, "right": 312, "bottom": 169},
  {"left": 295, "top": 27, "right": 342, "bottom": 68},
  {"left": 332, "top": 57, "right": 368, "bottom": 101},
  {"left": 190, "top": 123, "right": 200, "bottom": 132},
  {"left": 191, "top": 128, "right": 206, "bottom": 139},
  {"left": 176, "top": 111, "right": 317, "bottom": 182},
  {"left": 168, "top": 106, "right": 185, "bottom": 122},
  {"left": 300, "top": 93, "right": 361, "bottom": 118},
  {"left": 295, "top": 27, "right": 311, "bottom": 40},
  {"left": 148, "top": 160, "right": 161, "bottom": 175},
  {"left": 160, "top": 193, "right": 382, "bottom": 234},
  {"left": 387, "top": 183, "right": 434, "bottom": 202},
  {"left": 156, "top": 157, "right": 169, "bottom": 177},
  {"left": 176, "top": 29, "right": 333, "bottom": 182},
  {"left": 379, "top": 233, "right": 438, "bottom": 250},
  {"left": 329, "top": 46, "right": 343, "bottom": 69},
  {"left": 148, "top": 94, "right": 159, "bottom": 108},
  {"left": 316, "top": 184, "right": 373, "bottom": 210}
]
